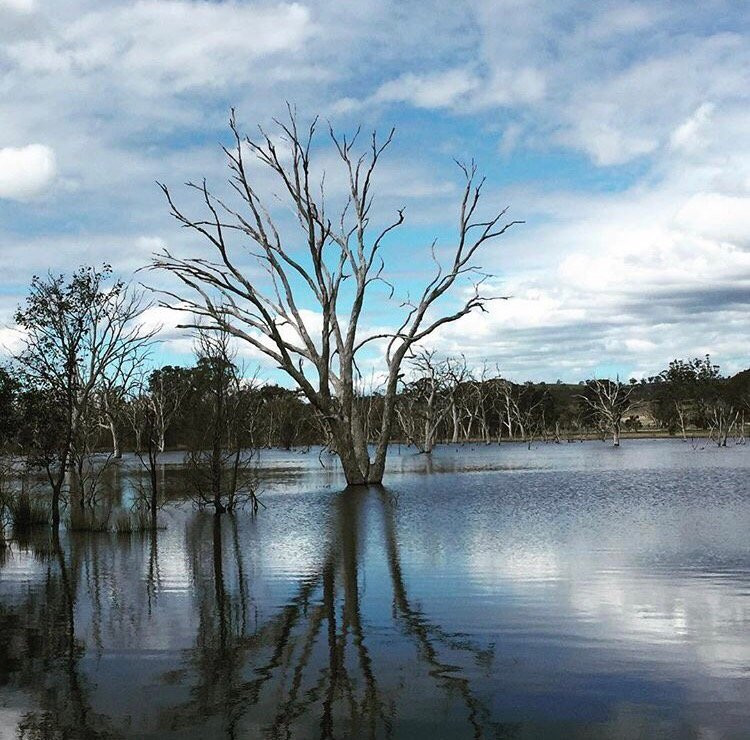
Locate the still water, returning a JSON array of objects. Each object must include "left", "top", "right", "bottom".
[{"left": 1, "top": 440, "right": 749, "bottom": 738}]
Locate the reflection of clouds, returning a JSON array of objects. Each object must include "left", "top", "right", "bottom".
[
  {"left": 466, "top": 537, "right": 750, "bottom": 679},
  {"left": 0, "top": 546, "right": 46, "bottom": 592},
  {"left": 152, "top": 526, "right": 191, "bottom": 594},
  {"left": 568, "top": 572, "right": 750, "bottom": 677},
  {"left": 468, "top": 545, "right": 561, "bottom": 584}
]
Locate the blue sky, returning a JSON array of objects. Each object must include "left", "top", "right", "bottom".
[{"left": 1, "top": 0, "right": 749, "bottom": 383}]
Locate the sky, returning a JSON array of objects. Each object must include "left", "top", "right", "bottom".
[{"left": 1, "top": 0, "right": 749, "bottom": 383}]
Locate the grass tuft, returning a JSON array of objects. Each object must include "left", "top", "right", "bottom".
[
  {"left": 10, "top": 494, "right": 49, "bottom": 529},
  {"left": 66, "top": 505, "right": 111, "bottom": 533}
]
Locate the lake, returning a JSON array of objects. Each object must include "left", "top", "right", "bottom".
[{"left": 1, "top": 439, "right": 749, "bottom": 738}]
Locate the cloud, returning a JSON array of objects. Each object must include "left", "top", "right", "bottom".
[
  {"left": 371, "top": 68, "right": 480, "bottom": 109},
  {"left": 670, "top": 103, "right": 715, "bottom": 152},
  {"left": 0, "top": 0, "right": 35, "bottom": 12},
  {"left": 0, "top": 144, "right": 56, "bottom": 200},
  {"left": 674, "top": 193, "right": 750, "bottom": 247},
  {"left": 368, "top": 66, "right": 545, "bottom": 111},
  {"left": 1, "top": 0, "right": 749, "bottom": 382},
  {"left": 5, "top": 1, "right": 314, "bottom": 92}
]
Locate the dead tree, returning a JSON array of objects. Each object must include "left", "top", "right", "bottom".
[
  {"left": 444, "top": 355, "right": 469, "bottom": 444},
  {"left": 578, "top": 378, "right": 634, "bottom": 447},
  {"left": 707, "top": 401, "right": 739, "bottom": 447},
  {"left": 150, "top": 108, "right": 520, "bottom": 485},
  {"left": 396, "top": 350, "right": 452, "bottom": 453},
  {"left": 126, "top": 377, "right": 164, "bottom": 527},
  {"left": 146, "top": 365, "right": 192, "bottom": 453}
]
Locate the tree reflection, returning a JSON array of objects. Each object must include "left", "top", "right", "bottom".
[
  {"left": 171, "top": 488, "right": 503, "bottom": 739},
  {"left": 1, "top": 530, "right": 118, "bottom": 739}
]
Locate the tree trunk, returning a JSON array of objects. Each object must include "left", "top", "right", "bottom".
[
  {"left": 149, "top": 446, "right": 158, "bottom": 527},
  {"left": 613, "top": 425, "right": 620, "bottom": 447},
  {"left": 108, "top": 415, "right": 121, "bottom": 459},
  {"left": 51, "top": 484, "right": 61, "bottom": 529}
]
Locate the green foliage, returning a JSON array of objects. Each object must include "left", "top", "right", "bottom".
[{"left": 654, "top": 355, "right": 726, "bottom": 432}]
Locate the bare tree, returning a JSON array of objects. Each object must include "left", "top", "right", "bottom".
[
  {"left": 150, "top": 108, "right": 520, "bottom": 485},
  {"left": 444, "top": 355, "right": 469, "bottom": 444},
  {"left": 126, "top": 377, "right": 163, "bottom": 527},
  {"left": 706, "top": 401, "right": 739, "bottom": 447},
  {"left": 145, "top": 365, "right": 192, "bottom": 453},
  {"left": 94, "top": 326, "right": 153, "bottom": 459},
  {"left": 396, "top": 350, "right": 452, "bottom": 454},
  {"left": 578, "top": 378, "right": 634, "bottom": 447}
]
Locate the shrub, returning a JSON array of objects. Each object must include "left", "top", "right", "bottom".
[
  {"left": 66, "top": 505, "right": 111, "bottom": 533},
  {"left": 10, "top": 493, "right": 49, "bottom": 529}
]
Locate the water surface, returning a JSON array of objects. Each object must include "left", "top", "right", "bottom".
[{"left": 1, "top": 439, "right": 749, "bottom": 738}]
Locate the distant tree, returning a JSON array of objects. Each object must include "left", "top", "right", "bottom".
[
  {"left": 396, "top": 350, "right": 452, "bottom": 454},
  {"left": 183, "top": 330, "right": 261, "bottom": 514},
  {"left": 579, "top": 378, "right": 634, "bottom": 447},
  {"left": 125, "top": 379, "right": 164, "bottom": 527},
  {"left": 0, "top": 367, "right": 19, "bottom": 449},
  {"left": 0, "top": 368, "right": 20, "bottom": 542},
  {"left": 255, "top": 385, "right": 313, "bottom": 449},
  {"left": 146, "top": 365, "right": 192, "bottom": 452},
  {"left": 655, "top": 355, "right": 722, "bottom": 436},
  {"left": 15, "top": 387, "right": 69, "bottom": 525}
]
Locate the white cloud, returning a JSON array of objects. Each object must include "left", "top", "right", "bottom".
[
  {"left": 670, "top": 103, "right": 715, "bottom": 152},
  {"left": 372, "top": 68, "right": 480, "bottom": 109},
  {"left": 6, "top": 1, "right": 314, "bottom": 93},
  {"left": 0, "top": 325, "right": 25, "bottom": 356},
  {"left": 0, "top": 0, "right": 35, "bottom": 12},
  {"left": 0, "top": 144, "right": 56, "bottom": 200},
  {"left": 674, "top": 193, "right": 750, "bottom": 247}
]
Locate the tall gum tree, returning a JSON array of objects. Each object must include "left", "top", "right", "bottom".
[{"left": 151, "top": 109, "right": 521, "bottom": 485}]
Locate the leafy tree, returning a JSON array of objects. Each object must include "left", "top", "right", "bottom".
[
  {"left": 183, "top": 331, "right": 261, "bottom": 514},
  {"left": 13, "top": 265, "right": 155, "bottom": 525}
]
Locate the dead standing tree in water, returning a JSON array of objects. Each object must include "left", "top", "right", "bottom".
[
  {"left": 151, "top": 108, "right": 521, "bottom": 485},
  {"left": 395, "top": 350, "right": 452, "bottom": 454},
  {"left": 579, "top": 378, "right": 634, "bottom": 447}
]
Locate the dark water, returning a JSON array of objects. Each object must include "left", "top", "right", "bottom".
[{"left": 1, "top": 440, "right": 749, "bottom": 739}]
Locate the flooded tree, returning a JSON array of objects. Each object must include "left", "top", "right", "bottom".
[
  {"left": 151, "top": 108, "right": 521, "bottom": 485},
  {"left": 144, "top": 365, "right": 192, "bottom": 453},
  {"left": 13, "top": 266, "right": 156, "bottom": 526},
  {"left": 396, "top": 350, "right": 453, "bottom": 454},
  {"left": 579, "top": 378, "right": 634, "bottom": 447},
  {"left": 183, "top": 330, "right": 261, "bottom": 514}
]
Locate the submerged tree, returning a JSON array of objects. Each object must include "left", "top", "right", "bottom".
[
  {"left": 183, "top": 330, "right": 261, "bottom": 514},
  {"left": 13, "top": 265, "right": 156, "bottom": 526},
  {"left": 396, "top": 350, "right": 453, "bottom": 454},
  {"left": 151, "top": 108, "right": 520, "bottom": 485},
  {"left": 579, "top": 378, "right": 634, "bottom": 447}
]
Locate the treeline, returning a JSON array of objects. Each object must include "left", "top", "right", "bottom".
[
  {"left": 1, "top": 267, "right": 749, "bottom": 534},
  {"left": 381, "top": 351, "right": 750, "bottom": 450}
]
